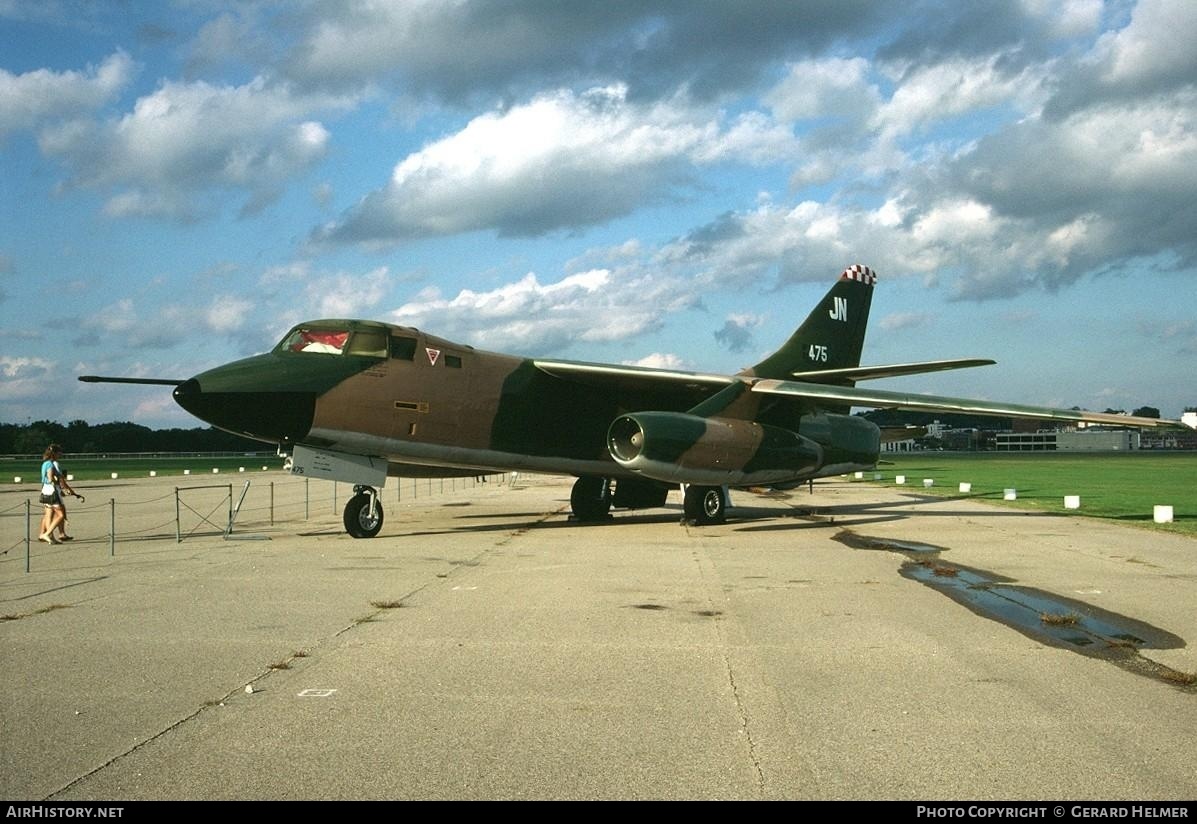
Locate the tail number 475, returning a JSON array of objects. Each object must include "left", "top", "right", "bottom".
[{"left": 808, "top": 344, "right": 828, "bottom": 362}]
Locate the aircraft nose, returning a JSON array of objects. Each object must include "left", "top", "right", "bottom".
[{"left": 173, "top": 375, "right": 316, "bottom": 445}]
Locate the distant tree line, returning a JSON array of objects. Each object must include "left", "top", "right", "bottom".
[{"left": 0, "top": 420, "right": 265, "bottom": 455}]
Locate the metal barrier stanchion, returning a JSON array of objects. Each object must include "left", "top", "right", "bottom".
[
  {"left": 305, "top": 477, "right": 309, "bottom": 520},
  {"left": 228, "top": 481, "right": 250, "bottom": 536},
  {"left": 270, "top": 481, "right": 274, "bottom": 526},
  {"left": 25, "top": 499, "right": 31, "bottom": 573},
  {"left": 175, "top": 484, "right": 236, "bottom": 542},
  {"left": 110, "top": 498, "right": 115, "bottom": 557}
]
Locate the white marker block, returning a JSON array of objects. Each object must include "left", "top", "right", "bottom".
[
  {"left": 110, "top": 472, "right": 118, "bottom": 480},
  {"left": 1004, "top": 488, "right": 1017, "bottom": 501},
  {"left": 1153, "top": 505, "right": 1174, "bottom": 524},
  {"left": 895, "top": 475, "right": 906, "bottom": 485},
  {"left": 873, "top": 472, "right": 882, "bottom": 480},
  {"left": 149, "top": 471, "right": 157, "bottom": 477},
  {"left": 184, "top": 469, "right": 191, "bottom": 475},
  {"left": 854, "top": 471, "right": 864, "bottom": 479},
  {"left": 1064, "top": 495, "right": 1081, "bottom": 510},
  {"left": 212, "top": 468, "right": 220, "bottom": 474},
  {"left": 261, "top": 466, "right": 268, "bottom": 471},
  {"left": 13, "top": 477, "right": 20, "bottom": 483},
  {"left": 239, "top": 467, "right": 245, "bottom": 473},
  {"left": 959, "top": 482, "right": 972, "bottom": 493},
  {"left": 923, "top": 479, "right": 934, "bottom": 488},
  {"left": 67, "top": 474, "right": 74, "bottom": 481}
]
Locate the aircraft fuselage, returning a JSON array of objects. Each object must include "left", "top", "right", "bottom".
[{"left": 173, "top": 319, "right": 880, "bottom": 487}]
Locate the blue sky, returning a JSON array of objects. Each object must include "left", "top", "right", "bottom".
[{"left": 2, "top": 0, "right": 1194, "bottom": 428}]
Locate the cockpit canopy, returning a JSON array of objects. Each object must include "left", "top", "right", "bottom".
[{"left": 275, "top": 322, "right": 391, "bottom": 359}]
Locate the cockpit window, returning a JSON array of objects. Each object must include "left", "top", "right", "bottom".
[
  {"left": 390, "top": 336, "right": 417, "bottom": 360},
  {"left": 277, "top": 327, "right": 387, "bottom": 358},
  {"left": 282, "top": 328, "right": 349, "bottom": 354},
  {"left": 346, "top": 330, "right": 387, "bottom": 357}
]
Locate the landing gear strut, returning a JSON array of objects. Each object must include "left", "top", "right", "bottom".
[
  {"left": 344, "top": 485, "right": 384, "bottom": 538},
  {"left": 682, "top": 485, "right": 728, "bottom": 525},
  {"left": 570, "top": 476, "right": 612, "bottom": 521}
]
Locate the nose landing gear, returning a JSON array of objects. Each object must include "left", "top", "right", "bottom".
[{"left": 344, "top": 485, "right": 384, "bottom": 538}]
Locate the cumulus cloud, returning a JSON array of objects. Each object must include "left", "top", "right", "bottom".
[
  {"left": 0, "top": 51, "right": 133, "bottom": 138},
  {"left": 625, "top": 352, "right": 687, "bottom": 370},
  {"left": 713, "top": 313, "right": 765, "bottom": 353},
  {"left": 68, "top": 290, "right": 279, "bottom": 354},
  {"left": 391, "top": 267, "right": 696, "bottom": 354},
  {"left": 185, "top": 10, "right": 274, "bottom": 76},
  {"left": 205, "top": 295, "right": 254, "bottom": 333},
  {"left": 38, "top": 77, "right": 350, "bottom": 219},
  {"left": 314, "top": 84, "right": 793, "bottom": 244},
  {"left": 0, "top": 356, "right": 56, "bottom": 400},
  {"left": 652, "top": 6, "right": 1197, "bottom": 302},
  {"left": 873, "top": 55, "right": 1044, "bottom": 138},
  {"left": 281, "top": 0, "right": 890, "bottom": 102},
  {"left": 1090, "top": 0, "right": 1197, "bottom": 90},
  {"left": 257, "top": 263, "right": 394, "bottom": 335},
  {"left": 69, "top": 298, "right": 184, "bottom": 350}
]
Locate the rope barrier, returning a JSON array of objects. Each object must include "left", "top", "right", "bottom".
[{"left": 1, "top": 472, "right": 511, "bottom": 573}]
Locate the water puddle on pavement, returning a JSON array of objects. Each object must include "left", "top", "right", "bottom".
[{"left": 833, "top": 530, "right": 1195, "bottom": 690}]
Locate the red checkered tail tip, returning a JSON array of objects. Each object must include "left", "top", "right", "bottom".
[{"left": 838, "top": 264, "right": 877, "bottom": 286}]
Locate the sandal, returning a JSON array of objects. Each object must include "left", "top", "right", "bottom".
[
  {"left": 59, "top": 535, "right": 75, "bottom": 542},
  {"left": 38, "top": 533, "right": 53, "bottom": 544}
]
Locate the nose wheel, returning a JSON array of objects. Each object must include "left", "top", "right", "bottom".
[{"left": 344, "top": 486, "right": 384, "bottom": 538}]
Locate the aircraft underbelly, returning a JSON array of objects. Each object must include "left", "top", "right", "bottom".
[{"left": 306, "top": 427, "right": 631, "bottom": 479}]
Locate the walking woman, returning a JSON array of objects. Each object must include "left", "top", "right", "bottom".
[{"left": 39, "top": 444, "right": 78, "bottom": 543}]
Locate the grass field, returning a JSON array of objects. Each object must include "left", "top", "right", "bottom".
[
  {"left": 869, "top": 452, "right": 1197, "bottom": 538},
  {"left": 6, "top": 451, "right": 1195, "bottom": 537},
  {"left": 2, "top": 455, "right": 284, "bottom": 483}
]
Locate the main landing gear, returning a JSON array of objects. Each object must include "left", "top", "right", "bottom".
[
  {"left": 344, "top": 485, "right": 384, "bottom": 538},
  {"left": 570, "top": 476, "right": 612, "bottom": 521},
  {"left": 682, "top": 485, "right": 728, "bottom": 526},
  {"left": 569, "top": 476, "right": 729, "bottom": 526}
]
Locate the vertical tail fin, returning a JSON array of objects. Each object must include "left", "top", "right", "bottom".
[{"left": 743, "top": 264, "right": 875, "bottom": 382}]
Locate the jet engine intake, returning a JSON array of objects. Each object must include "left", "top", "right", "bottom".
[{"left": 607, "top": 411, "right": 822, "bottom": 486}]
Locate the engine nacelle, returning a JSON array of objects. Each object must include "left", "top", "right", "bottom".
[{"left": 607, "top": 412, "right": 823, "bottom": 486}]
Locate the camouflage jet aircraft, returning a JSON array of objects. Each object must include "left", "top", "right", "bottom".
[{"left": 81, "top": 264, "right": 1187, "bottom": 537}]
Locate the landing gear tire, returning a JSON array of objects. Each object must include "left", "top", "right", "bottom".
[
  {"left": 344, "top": 489, "right": 384, "bottom": 538},
  {"left": 571, "top": 476, "right": 612, "bottom": 521},
  {"left": 683, "top": 485, "right": 726, "bottom": 525}
]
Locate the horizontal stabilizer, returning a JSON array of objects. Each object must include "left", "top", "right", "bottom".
[
  {"left": 78, "top": 375, "right": 185, "bottom": 386},
  {"left": 752, "top": 379, "right": 1190, "bottom": 429},
  {"left": 790, "top": 358, "right": 995, "bottom": 383}
]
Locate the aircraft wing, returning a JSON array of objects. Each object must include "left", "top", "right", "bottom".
[
  {"left": 790, "top": 358, "right": 995, "bottom": 382},
  {"left": 533, "top": 359, "right": 737, "bottom": 391},
  {"left": 78, "top": 375, "right": 185, "bottom": 386},
  {"left": 535, "top": 357, "right": 995, "bottom": 391},
  {"left": 751, "top": 379, "right": 1191, "bottom": 429}
]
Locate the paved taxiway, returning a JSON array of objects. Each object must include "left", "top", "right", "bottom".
[{"left": 2, "top": 473, "right": 1195, "bottom": 800}]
